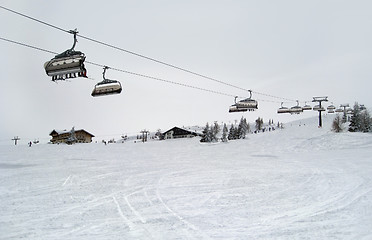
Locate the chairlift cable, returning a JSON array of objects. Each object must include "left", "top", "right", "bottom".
[
  {"left": 0, "top": 36, "right": 236, "bottom": 98},
  {"left": 0, "top": 5, "right": 69, "bottom": 34},
  {"left": 0, "top": 5, "right": 298, "bottom": 102},
  {"left": 0, "top": 37, "right": 57, "bottom": 55},
  {"left": 85, "top": 61, "right": 236, "bottom": 97}
]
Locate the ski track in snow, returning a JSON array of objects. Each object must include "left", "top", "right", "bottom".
[
  {"left": 112, "top": 195, "right": 134, "bottom": 230},
  {"left": 1, "top": 116, "right": 372, "bottom": 239}
]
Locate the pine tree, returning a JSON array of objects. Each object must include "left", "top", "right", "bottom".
[
  {"left": 228, "top": 125, "right": 236, "bottom": 140},
  {"left": 349, "top": 103, "right": 361, "bottom": 132},
  {"left": 348, "top": 103, "right": 372, "bottom": 132},
  {"left": 66, "top": 127, "right": 77, "bottom": 145},
  {"left": 360, "top": 110, "right": 372, "bottom": 132},
  {"left": 238, "top": 117, "right": 248, "bottom": 139},
  {"left": 200, "top": 122, "right": 211, "bottom": 142},
  {"left": 221, "top": 123, "right": 228, "bottom": 142},
  {"left": 211, "top": 122, "right": 220, "bottom": 142},
  {"left": 332, "top": 114, "right": 343, "bottom": 133}
]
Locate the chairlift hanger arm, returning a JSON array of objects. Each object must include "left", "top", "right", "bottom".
[
  {"left": 54, "top": 29, "right": 82, "bottom": 58},
  {"left": 102, "top": 66, "right": 110, "bottom": 80},
  {"left": 68, "top": 29, "right": 78, "bottom": 51}
]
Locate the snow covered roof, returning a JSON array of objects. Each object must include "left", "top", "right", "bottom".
[
  {"left": 162, "top": 126, "right": 203, "bottom": 136},
  {"left": 49, "top": 129, "right": 95, "bottom": 137}
]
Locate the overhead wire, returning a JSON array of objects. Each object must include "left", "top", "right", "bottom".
[
  {"left": 0, "top": 36, "right": 237, "bottom": 98},
  {"left": 0, "top": 4, "right": 298, "bottom": 103},
  {"left": 0, "top": 5, "right": 69, "bottom": 34}
]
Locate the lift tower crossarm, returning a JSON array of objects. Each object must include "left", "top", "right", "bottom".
[{"left": 312, "top": 96, "right": 328, "bottom": 128}]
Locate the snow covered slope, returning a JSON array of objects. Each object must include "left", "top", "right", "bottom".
[{"left": 1, "top": 115, "right": 372, "bottom": 239}]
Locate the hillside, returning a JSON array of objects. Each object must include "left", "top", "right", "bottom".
[{"left": 1, "top": 115, "right": 372, "bottom": 239}]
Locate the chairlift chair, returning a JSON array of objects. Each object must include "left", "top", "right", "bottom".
[
  {"left": 327, "top": 104, "right": 336, "bottom": 113},
  {"left": 277, "top": 102, "right": 290, "bottom": 114},
  {"left": 229, "top": 96, "right": 248, "bottom": 113},
  {"left": 313, "top": 105, "right": 325, "bottom": 111},
  {"left": 44, "top": 30, "right": 87, "bottom": 81},
  {"left": 91, "top": 66, "right": 122, "bottom": 97},
  {"left": 235, "top": 90, "right": 258, "bottom": 111},
  {"left": 335, "top": 108, "right": 343, "bottom": 113},
  {"left": 302, "top": 102, "right": 312, "bottom": 111},
  {"left": 289, "top": 100, "right": 303, "bottom": 114}
]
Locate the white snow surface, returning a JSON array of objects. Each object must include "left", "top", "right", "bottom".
[{"left": 1, "top": 115, "right": 372, "bottom": 239}]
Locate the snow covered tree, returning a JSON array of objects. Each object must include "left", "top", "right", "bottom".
[
  {"left": 332, "top": 114, "right": 344, "bottom": 133},
  {"left": 221, "top": 123, "right": 228, "bottom": 142},
  {"left": 360, "top": 110, "right": 372, "bottom": 132},
  {"left": 211, "top": 122, "right": 220, "bottom": 142},
  {"left": 237, "top": 117, "right": 249, "bottom": 139},
  {"left": 228, "top": 125, "right": 237, "bottom": 140},
  {"left": 200, "top": 122, "right": 211, "bottom": 142},
  {"left": 349, "top": 103, "right": 361, "bottom": 132},
  {"left": 155, "top": 129, "right": 162, "bottom": 137},
  {"left": 66, "top": 127, "right": 77, "bottom": 145},
  {"left": 348, "top": 103, "right": 372, "bottom": 132}
]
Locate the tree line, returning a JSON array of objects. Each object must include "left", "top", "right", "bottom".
[
  {"left": 200, "top": 117, "right": 279, "bottom": 143},
  {"left": 332, "top": 103, "right": 371, "bottom": 133}
]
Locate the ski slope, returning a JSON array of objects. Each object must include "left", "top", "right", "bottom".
[{"left": 1, "top": 116, "right": 372, "bottom": 239}]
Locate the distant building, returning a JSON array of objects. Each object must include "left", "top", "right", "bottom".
[
  {"left": 161, "top": 127, "right": 202, "bottom": 140},
  {"left": 49, "top": 128, "right": 94, "bottom": 144}
]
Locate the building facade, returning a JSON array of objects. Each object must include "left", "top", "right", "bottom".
[
  {"left": 161, "top": 127, "right": 202, "bottom": 140},
  {"left": 49, "top": 128, "right": 94, "bottom": 144}
]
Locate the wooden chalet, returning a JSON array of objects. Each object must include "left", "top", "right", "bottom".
[
  {"left": 49, "top": 128, "right": 94, "bottom": 144},
  {"left": 161, "top": 127, "right": 202, "bottom": 140}
]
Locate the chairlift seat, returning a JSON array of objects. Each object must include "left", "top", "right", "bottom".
[{"left": 91, "top": 80, "right": 122, "bottom": 97}]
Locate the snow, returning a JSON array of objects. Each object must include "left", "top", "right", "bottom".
[{"left": 1, "top": 115, "right": 372, "bottom": 239}]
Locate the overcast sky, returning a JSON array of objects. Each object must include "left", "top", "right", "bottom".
[{"left": 1, "top": 0, "right": 372, "bottom": 144}]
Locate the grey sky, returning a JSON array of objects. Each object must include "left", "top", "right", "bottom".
[{"left": 1, "top": 0, "right": 371, "bottom": 144}]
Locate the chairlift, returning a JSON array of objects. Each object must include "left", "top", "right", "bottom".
[
  {"left": 313, "top": 105, "right": 325, "bottom": 111},
  {"left": 91, "top": 66, "right": 122, "bottom": 97},
  {"left": 277, "top": 102, "right": 290, "bottom": 114},
  {"left": 235, "top": 90, "right": 258, "bottom": 111},
  {"left": 327, "top": 104, "right": 336, "bottom": 113},
  {"left": 302, "top": 102, "right": 312, "bottom": 111},
  {"left": 335, "top": 108, "right": 343, "bottom": 113},
  {"left": 229, "top": 104, "right": 248, "bottom": 113},
  {"left": 289, "top": 100, "right": 303, "bottom": 114},
  {"left": 44, "top": 29, "right": 87, "bottom": 81},
  {"left": 229, "top": 96, "right": 248, "bottom": 113}
]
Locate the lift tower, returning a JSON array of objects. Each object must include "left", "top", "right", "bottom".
[
  {"left": 340, "top": 104, "right": 349, "bottom": 122},
  {"left": 12, "top": 136, "right": 20, "bottom": 145},
  {"left": 312, "top": 96, "right": 328, "bottom": 128}
]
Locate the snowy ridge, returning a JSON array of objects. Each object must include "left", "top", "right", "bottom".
[{"left": 1, "top": 115, "right": 372, "bottom": 239}]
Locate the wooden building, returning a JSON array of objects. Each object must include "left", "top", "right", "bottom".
[
  {"left": 161, "top": 127, "right": 202, "bottom": 140},
  {"left": 49, "top": 128, "right": 94, "bottom": 144}
]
